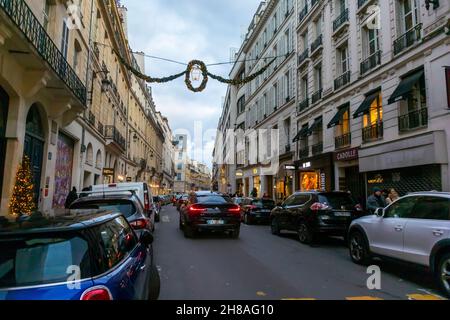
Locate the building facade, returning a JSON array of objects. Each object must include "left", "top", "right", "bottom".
[
  {"left": 213, "top": 0, "right": 450, "bottom": 203},
  {"left": 0, "top": 0, "right": 173, "bottom": 216}
]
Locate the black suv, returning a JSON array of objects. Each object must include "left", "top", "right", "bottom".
[
  {"left": 179, "top": 192, "right": 241, "bottom": 238},
  {"left": 270, "top": 192, "right": 365, "bottom": 244}
]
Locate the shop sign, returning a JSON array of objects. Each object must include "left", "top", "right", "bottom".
[
  {"left": 236, "top": 171, "right": 243, "bottom": 177},
  {"left": 285, "top": 164, "right": 296, "bottom": 170},
  {"left": 335, "top": 148, "right": 359, "bottom": 162},
  {"left": 302, "top": 162, "right": 311, "bottom": 169},
  {"left": 103, "top": 168, "right": 115, "bottom": 176},
  {"left": 320, "top": 173, "right": 326, "bottom": 191}
]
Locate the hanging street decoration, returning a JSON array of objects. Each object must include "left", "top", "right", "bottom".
[{"left": 111, "top": 45, "right": 277, "bottom": 93}]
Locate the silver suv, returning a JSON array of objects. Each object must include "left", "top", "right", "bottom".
[{"left": 348, "top": 192, "right": 450, "bottom": 297}]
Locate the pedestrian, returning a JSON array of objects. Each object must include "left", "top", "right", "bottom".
[
  {"left": 65, "top": 187, "right": 78, "bottom": 209},
  {"left": 366, "top": 187, "right": 387, "bottom": 214},
  {"left": 251, "top": 188, "right": 258, "bottom": 198},
  {"left": 385, "top": 188, "right": 400, "bottom": 205}
]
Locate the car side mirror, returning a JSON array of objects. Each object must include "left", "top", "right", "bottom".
[
  {"left": 375, "top": 208, "right": 384, "bottom": 218},
  {"left": 139, "top": 230, "right": 154, "bottom": 247}
]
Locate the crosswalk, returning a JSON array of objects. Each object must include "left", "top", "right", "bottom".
[{"left": 282, "top": 293, "right": 446, "bottom": 300}]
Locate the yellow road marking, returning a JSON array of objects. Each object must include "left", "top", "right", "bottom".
[
  {"left": 408, "top": 294, "right": 445, "bottom": 300},
  {"left": 346, "top": 296, "right": 384, "bottom": 300}
]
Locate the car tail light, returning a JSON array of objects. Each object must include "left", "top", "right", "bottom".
[
  {"left": 188, "top": 205, "right": 207, "bottom": 216},
  {"left": 310, "top": 202, "right": 330, "bottom": 211},
  {"left": 355, "top": 204, "right": 363, "bottom": 211},
  {"left": 130, "top": 218, "right": 148, "bottom": 230},
  {"left": 228, "top": 205, "right": 241, "bottom": 215},
  {"left": 81, "top": 286, "right": 113, "bottom": 300},
  {"left": 144, "top": 192, "right": 150, "bottom": 212}
]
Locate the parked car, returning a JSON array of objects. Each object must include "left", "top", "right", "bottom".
[
  {"left": 270, "top": 191, "right": 365, "bottom": 244},
  {"left": 240, "top": 198, "right": 276, "bottom": 225},
  {"left": 179, "top": 191, "right": 241, "bottom": 238},
  {"left": 348, "top": 192, "right": 450, "bottom": 298},
  {"left": 91, "top": 183, "right": 153, "bottom": 217},
  {"left": 176, "top": 194, "right": 189, "bottom": 211},
  {"left": 0, "top": 210, "right": 160, "bottom": 300},
  {"left": 232, "top": 197, "right": 244, "bottom": 206},
  {"left": 70, "top": 191, "right": 155, "bottom": 233}
]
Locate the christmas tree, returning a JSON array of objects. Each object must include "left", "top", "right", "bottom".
[{"left": 9, "top": 155, "right": 36, "bottom": 216}]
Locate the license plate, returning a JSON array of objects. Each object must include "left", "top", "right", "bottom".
[
  {"left": 207, "top": 220, "right": 225, "bottom": 225},
  {"left": 334, "top": 212, "right": 351, "bottom": 217}
]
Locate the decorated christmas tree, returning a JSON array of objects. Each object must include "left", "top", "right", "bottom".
[{"left": 9, "top": 156, "right": 36, "bottom": 216}]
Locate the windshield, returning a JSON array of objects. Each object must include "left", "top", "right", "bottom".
[
  {"left": 252, "top": 200, "right": 275, "bottom": 208},
  {"left": 196, "top": 195, "right": 232, "bottom": 204},
  {"left": 0, "top": 234, "right": 90, "bottom": 289},
  {"left": 70, "top": 200, "right": 137, "bottom": 218},
  {"left": 318, "top": 194, "right": 357, "bottom": 209}
]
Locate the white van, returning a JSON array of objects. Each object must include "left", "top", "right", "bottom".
[{"left": 91, "top": 182, "right": 153, "bottom": 215}]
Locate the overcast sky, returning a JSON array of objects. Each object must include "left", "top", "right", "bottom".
[{"left": 122, "top": 0, "right": 261, "bottom": 169}]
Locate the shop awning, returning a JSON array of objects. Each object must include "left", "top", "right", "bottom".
[
  {"left": 327, "top": 104, "right": 349, "bottom": 129},
  {"left": 353, "top": 92, "right": 379, "bottom": 119},
  {"left": 388, "top": 70, "right": 424, "bottom": 104},
  {"left": 293, "top": 125, "right": 310, "bottom": 142},
  {"left": 307, "top": 117, "right": 323, "bottom": 136}
]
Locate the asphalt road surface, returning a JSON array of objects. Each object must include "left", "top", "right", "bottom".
[{"left": 153, "top": 205, "right": 446, "bottom": 300}]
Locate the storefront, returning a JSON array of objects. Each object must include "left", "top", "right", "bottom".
[
  {"left": 235, "top": 170, "right": 243, "bottom": 196},
  {"left": 334, "top": 148, "right": 366, "bottom": 204},
  {"left": 295, "top": 152, "right": 334, "bottom": 193},
  {"left": 52, "top": 132, "right": 75, "bottom": 208},
  {"left": 275, "top": 163, "right": 294, "bottom": 201}
]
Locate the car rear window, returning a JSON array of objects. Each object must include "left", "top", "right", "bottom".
[
  {"left": 318, "top": 194, "right": 357, "bottom": 209},
  {"left": 70, "top": 200, "right": 137, "bottom": 218},
  {"left": 196, "top": 195, "right": 232, "bottom": 204},
  {"left": 252, "top": 200, "right": 275, "bottom": 207},
  {"left": 0, "top": 233, "right": 91, "bottom": 289}
]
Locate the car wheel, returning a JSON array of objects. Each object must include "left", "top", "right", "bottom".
[
  {"left": 231, "top": 228, "right": 240, "bottom": 239},
  {"left": 183, "top": 225, "right": 195, "bottom": 238},
  {"left": 148, "top": 264, "right": 161, "bottom": 300},
  {"left": 298, "top": 223, "right": 313, "bottom": 244},
  {"left": 271, "top": 217, "right": 281, "bottom": 235},
  {"left": 349, "top": 231, "right": 371, "bottom": 265},
  {"left": 436, "top": 253, "right": 450, "bottom": 298}
]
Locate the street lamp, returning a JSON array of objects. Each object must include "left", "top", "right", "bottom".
[{"left": 190, "top": 65, "right": 202, "bottom": 82}]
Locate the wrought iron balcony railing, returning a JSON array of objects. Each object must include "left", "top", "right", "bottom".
[
  {"left": 298, "top": 98, "right": 310, "bottom": 114},
  {"left": 299, "top": 4, "right": 308, "bottom": 24},
  {"left": 311, "top": 88, "right": 322, "bottom": 104},
  {"left": 398, "top": 108, "right": 428, "bottom": 132},
  {"left": 393, "top": 24, "right": 422, "bottom": 55},
  {"left": 105, "top": 125, "right": 126, "bottom": 151},
  {"left": 335, "top": 133, "right": 351, "bottom": 149},
  {"left": 310, "top": 34, "right": 323, "bottom": 54},
  {"left": 97, "top": 122, "right": 104, "bottom": 136},
  {"left": 362, "top": 122, "right": 383, "bottom": 143},
  {"left": 334, "top": 71, "right": 351, "bottom": 90},
  {"left": 298, "top": 48, "right": 310, "bottom": 66},
  {"left": 361, "top": 50, "right": 382, "bottom": 75},
  {"left": 333, "top": 8, "right": 349, "bottom": 32},
  {"left": 312, "top": 143, "right": 323, "bottom": 155},
  {"left": 0, "top": 0, "right": 87, "bottom": 106}
]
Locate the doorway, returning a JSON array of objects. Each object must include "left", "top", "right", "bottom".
[{"left": 24, "top": 104, "right": 45, "bottom": 205}]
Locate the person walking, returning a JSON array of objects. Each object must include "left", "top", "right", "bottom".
[
  {"left": 65, "top": 187, "right": 78, "bottom": 209},
  {"left": 366, "top": 187, "right": 387, "bottom": 214},
  {"left": 385, "top": 188, "right": 400, "bottom": 205}
]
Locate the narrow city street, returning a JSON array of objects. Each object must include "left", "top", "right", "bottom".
[{"left": 154, "top": 205, "right": 444, "bottom": 300}]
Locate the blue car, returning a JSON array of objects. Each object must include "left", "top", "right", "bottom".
[{"left": 0, "top": 210, "right": 160, "bottom": 300}]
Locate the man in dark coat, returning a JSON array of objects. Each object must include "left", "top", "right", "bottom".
[
  {"left": 366, "top": 187, "right": 387, "bottom": 214},
  {"left": 65, "top": 187, "right": 78, "bottom": 208}
]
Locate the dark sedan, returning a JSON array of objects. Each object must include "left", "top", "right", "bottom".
[
  {"left": 179, "top": 192, "right": 241, "bottom": 238},
  {"left": 240, "top": 198, "right": 275, "bottom": 225}
]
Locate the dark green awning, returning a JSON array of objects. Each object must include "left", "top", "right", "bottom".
[
  {"left": 388, "top": 70, "right": 424, "bottom": 104},
  {"left": 307, "top": 117, "right": 323, "bottom": 136},
  {"left": 293, "top": 126, "right": 310, "bottom": 142},
  {"left": 327, "top": 105, "right": 349, "bottom": 129},
  {"left": 353, "top": 92, "right": 379, "bottom": 119}
]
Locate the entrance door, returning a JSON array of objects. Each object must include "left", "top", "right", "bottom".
[
  {"left": 0, "top": 87, "right": 9, "bottom": 200},
  {"left": 345, "top": 166, "right": 366, "bottom": 206}
]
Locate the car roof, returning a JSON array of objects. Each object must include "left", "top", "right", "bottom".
[
  {"left": 406, "top": 192, "right": 450, "bottom": 198},
  {"left": 195, "top": 191, "right": 224, "bottom": 196},
  {"left": 71, "top": 193, "right": 139, "bottom": 203},
  {"left": 0, "top": 210, "right": 122, "bottom": 236}
]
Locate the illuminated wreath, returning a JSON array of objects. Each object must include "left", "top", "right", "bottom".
[{"left": 185, "top": 60, "right": 208, "bottom": 93}]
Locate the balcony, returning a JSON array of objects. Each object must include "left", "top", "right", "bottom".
[
  {"left": 362, "top": 122, "right": 383, "bottom": 143},
  {"left": 357, "top": 0, "right": 375, "bottom": 13},
  {"left": 298, "top": 98, "right": 310, "bottom": 114},
  {"left": 299, "top": 147, "right": 310, "bottom": 159},
  {"left": 333, "top": 8, "right": 349, "bottom": 34},
  {"left": 0, "top": 0, "right": 86, "bottom": 106},
  {"left": 334, "top": 71, "right": 351, "bottom": 91},
  {"left": 310, "top": 35, "right": 323, "bottom": 56},
  {"left": 105, "top": 125, "right": 126, "bottom": 151},
  {"left": 299, "top": 5, "right": 308, "bottom": 24},
  {"left": 398, "top": 108, "right": 428, "bottom": 132},
  {"left": 311, "top": 0, "right": 321, "bottom": 7},
  {"left": 311, "top": 89, "right": 322, "bottom": 104},
  {"left": 360, "top": 50, "right": 382, "bottom": 75},
  {"left": 298, "top": 48, "right": 310, "bottom": 68},
  {"left": 97, "top": 122, "right": 104, "bottom": 136},
  {"left": 335, "top": 133, "right": 351, "bottom": 149},
  {"left": 88, "top": 111, "right": 96, "bottom": 126},
  {"left": 393, "top": 24, "right": 422, "bottom": 56},
  {"left": 312, "top": 143, "right": 323, "bottom": 155}
]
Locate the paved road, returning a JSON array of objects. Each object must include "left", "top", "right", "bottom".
[{"left": 153, "top": 205, "right": 445, "bottom": 300}]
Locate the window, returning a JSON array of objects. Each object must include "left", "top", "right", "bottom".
[
  {"left": 301, "top": 75, "right": 308, "bottom": 99},
  {"left": 73, "top": 40, "right": 82, "bottom": 72},
  {"left": 43, "top": 1, "right": 51, "bottom": 31},
  {"left": 385, "top": 196, "right": 418, "bottom": 218},
  {"left": 405, "top": 73, "right": 426, "bottom": 114},
  {"left": 274, "top": 83, "right": 278, "bottom": 109},
  {"left": 61, "top": 22, "right": 69, "bottom": 59},
  {"left": 363, "top": 92, "right": 383, "bottom": 128},
  {"left": 410, "top": 197, "right": 450, "bottom": 220},
  {"left": 70, "top": 200, "right": 137, "bottom": 218},
  {"left": 363, "top": 27, "right": 380, "bottom": 59},
  {"left": 284, "top": 118, "right": 291, "bottom": 146},
  {"left": 300, "top": 124, "right": 309, "bottom": 150},
  {"left": 284, "top": 194, "right": 310, "bottom": 206},
  {"left": 302, "top": 32, "right": 308, "bottom": 51},
  {"left": 285, "top": 28, "right": 291, "bottom": 54},
  {"left": 177, "top": 173, "right": 182, "bottom": 181},
  {"left": 314, "top": 64, "right": 322, "bottom": 91},
  {"left": 285, "top": 71, "right": 291, "bottom": 100},
  {"left": 446, "top": 67, "right": 450, "bottom": 108},
  {"left": 400, "top": 0, "right": 419, "bottom": 33},
  {"left": 338, "top": 44, "right": 349, "bottom": 74},
  {"left": 237, "top": 95, "right": 245, "bottom": 114},
  {"left": 337, "top": 107, "right": 350, "bottom": 136},
  {"left": 178, "top": 152, "right": 183, "bottom": 160},
  {"left": 177, "top": 163, "right": 183, "bottom": 170}
]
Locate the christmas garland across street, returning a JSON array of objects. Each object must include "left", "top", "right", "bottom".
[{"left": 112, "top": 47, "right": 277, "bottom": 92}]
